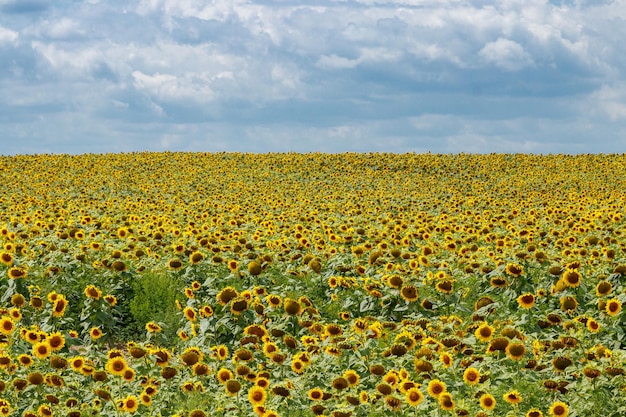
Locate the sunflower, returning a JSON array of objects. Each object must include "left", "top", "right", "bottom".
[
  {"left": 146, "top": 322, "right": 162, "bottom": 333},
  {"left": 526, "top": 408, "right": 544, "bottom": 417},
  {"left": 400, "top": 285, "right": 419, "bottom": 302},
  {"left": 123, "top": 396, "right": 139, "bottom": 413},
  {"left": 0, "top": 252, "right": 13, "bottom": 266},
  {"left": 152, "top": 348, "right": 171, "bottom": 367},
  {"left": 291, "top": 359, "right": 306, "bottom": 374},
  {"left": 387, "top": 274, "right": 403, "bottom": 289},
  {"left": 489, "top": 277, "right": 507, "bottom": 288},
  {"left": 47, "top": 332, "right": 65, "bottom": 351},
  {"left": 199, "top": 305, "right": 214, "bottom": 318},
  {"left": 308, "top": 387, "right": 324, "bottom": 401},
  {"left": 506, "top": 343, "right": 526, "bottom": 361},
  {"left": 225, "top": 379, "right": 242, "bottom": 396},
  {"left": 505, "top": 263, "right": 523, "bottom": 277},
  {"left": 439, "top": 352, "right": 453, "bottom": 368},
  {"left": 192, "top": 362, "right": 210, "bottom": 377},
  {"left": 167, "top": 258, "right": 183, "bottom": 271},
  {"left": 562, "top": 269, "right": 581, "bottom": 287},
  {"left": 405, "top": 387, "right": 424, "bottom": 406},
  {"left": 29, "top": 296, "right": 44, "bottom": 310},
  {"left": 217, "top": 287, "right": 238, "bottom": 306},
  {"left": 253, "top": 376, "right": 269, "bottom": 389},
  {"left": 90, "top": 327, "right": 103, "bottom": 340},
  {"left": 183, "top": 307, "right": 197, "bottom": 321},
  {"left": 327, "top": 276, "right": 339, "bottom": 289},
  {"left": 502, "top": 390, "right": 522, "bottom": 405},
  {"left": 549, "top": 401, "right": 569, "bottom": 417},
  {"left": 27, "top": 371, "right": 44, "bottom": 385},
  {"left": 7, "top": 267, "right": 26, "bottom": 279},
  {"left": 37, "top": 405, "right": 53, "bottom": 417},
  {"left": 92, "top": 370, "right": 107, "bottom": 381},
  {"left": 216, "top": 368, "right": 233, "bottom": 384},
  {"left": 189, "top": 251, "right": 204, "bottom": 265},
  {"left": 0, "top": 317, "right": 15, "bottom": 336},
  {"left": 463, "top": 367, "right": 480, "bottom": 385},
  {"left": 235, "top": 348, "right": 253, "bottom": 362},
  {"left": 213, "top": 344, "right": 228, "bottom": 361},
  {"left": 427, "top": 379, "right": 447, "bottom": 398},
  {"left": 181, "top": 380, "right": 196, "bottom": 393},
  {"left": 435, "top": 280, "right": 454, "bottom": 294},
  {"left": 343, "top": 369, "right": 359, "bottom": 387},
  {"left": 227, "top": 260, "right": 238, "bottom": 272},
  {"left": 248, "top": 386, "right": 267, "bottom": 406},
  {"left": 385, "top": 395, "right": 402, "bottom": 411},
  {"left": 230, "top": 297, "right": 249, "bottom": 315},
  {"left": 586, "top": 318, "right": 600, "bottom": 332},
  {"left": 583, "top": 367, "right": 601, "bottom": 379},
  {"left": 127, "top": 343, "right": 146, "bottom": 359},
  {"left": 262, "top": 342, "right": 279, "bottom": 358},
  {"left": 248, "top": 261, "right": 262, "bottom": 276},
  {"left": 438, "top": 392, "right": 455, "bottom": 411},
  {"left": 479, "top": 393, "right": 496, "bottom": 411},
  {"left": 559, "top": 295, "right": 578, "bottom": 312},
  {"left": 51, "top": 296, "right": 68, "bottom": 318},
  {"left": 517, "top": 293, "right": 535, "bottom": 309},
  {"left": 606, "top": 298, "right": 622, "bottom": 316},
  {"left": 84, "top": 285, "right": 102, "bottom": 300},
  {"left": 0, "top": 354, "right": 11, "bottom": 369},
  {"left": 10, "top": 293, "right": 25, "bottom": 307},
  {"left": 284, "top": 298, "right": 301, "bottom": 316},
  {"left": 352, "top": 317, "right": 368, "bottom": 334},
  {"left": 179, "top": 350, "right": 199, "bottom": 367},
  {"left": 18, "top": 354, "right": 33, "bottom": 367},
  {"left": 104, "top": 294, "right": 117, "bottom": 306},
  {"left": 265, "top": 294, "right": 282, "bottom": 308},
  {"left": 140, "top": 393, "right": 152, "bottom": 407},
  {"left": 596, "top": 281, "right": 612, "bottom": 296},
  {"left": 106, "top": 357, "right": 127, "bottom": 376},
  {"left": 475, "top": 323, "right": 495, "bottom": 342},
  {"left": 552, "top": 356, "right": 572, "bottom": 371},
  {"left": 122, "top": 368, "right": 135, "bottom": 382},
  {"left": 9, "top": 307, "right": 21, "bottom": 321},
  {"left": 324, "top": 324, "right": 343, "bottom": 338},
  {"left": 32, "top": 341, "right": 51, "bottom": 359}
]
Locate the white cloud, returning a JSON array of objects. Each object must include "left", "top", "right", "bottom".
[
  {"left": 479, "top": 38, "right": 535, "bottom": 71},
  {"left": 0, "top": 25, "right": 18, "bottom": 45},
  {"left": 588, "top": 84, "right": 626, "bottom": 121},
  {"left": 316, "top": 54, "right": 360, "bottom": 70},
  {"left": 31, "top": 18, "right": 84, "bottom": 40},
  {"left": 131, "top": 70, "right": 217, "bottom": 103}
]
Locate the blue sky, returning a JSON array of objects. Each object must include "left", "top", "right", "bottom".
[{"left": 1, "top": 0, "right": 626, "bottom": 154}]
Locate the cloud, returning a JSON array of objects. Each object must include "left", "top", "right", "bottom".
[
  {"left": 27, "top": 18, "right": 85, "bottom": 40},
  {"left": 479, "top": 38, "right": 535, "bottom": 71},
  {"left": 0, "top": 25, "right": 18, "bottom": 45},
  {"left": 587, "top": 83, "right": 626, "bottom": 122},
  {"left": 1, "top": 0, "right": 626, "bottom": 155}
]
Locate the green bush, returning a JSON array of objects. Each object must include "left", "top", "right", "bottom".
[{"left": 128, "top": 271, "right": 181, "bottom": 342}]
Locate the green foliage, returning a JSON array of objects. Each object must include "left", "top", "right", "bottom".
[{"left": 128, "top": 271, "right": 181, "bottom": 342}]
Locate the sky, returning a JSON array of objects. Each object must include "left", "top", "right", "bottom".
[{"left": 1, "top": 0, "right": 626, "bottom": 154}]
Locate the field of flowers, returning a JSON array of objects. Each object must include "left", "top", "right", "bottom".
[{"left": 0, "top": 152, "right": 625, "bottom": 417}]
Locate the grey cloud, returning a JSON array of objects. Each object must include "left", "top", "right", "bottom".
[{"left": 1, "top": 0, "right": 626, "bottom": 155}]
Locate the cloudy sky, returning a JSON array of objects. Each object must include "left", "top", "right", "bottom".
[{"left": 1, "top": 0, "right": 626, "bottom": 154}]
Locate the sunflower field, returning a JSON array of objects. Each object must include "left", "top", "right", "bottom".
[{"left": 0, "top": 152, "right": 625, "bottom": 417}]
